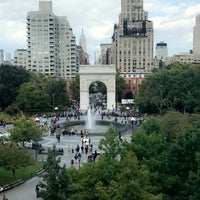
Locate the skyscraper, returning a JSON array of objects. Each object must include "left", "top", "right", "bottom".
[
  {"left": 79, "top": 28, "right": 87, "bottom": 53},
  {"left": 111, "top": 0, "right": 154, "bottom": 93},
  {"left": 100, "top": 43, "right": 112, "bottom": 65},
  {"left": 26, "top": 1, "right": 78, "bottom": 79},
  {"left": 193, "top": 15, "right": 200, "bottom": 55},
  {"left": 156, "top": 41, "right": 168, "bottom": 61},
  {"left": 14, "top": 49, "right": 28, "bottom": 67},
  {"left": 0, "top": 49, "right": 4, "bottom": 63}
]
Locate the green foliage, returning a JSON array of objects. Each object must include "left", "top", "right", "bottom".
[
  {"left": 70, "top": 74, "right": 80, "bottom": 102},
  {"left": 0, "top": 142, "right": 33, "bottom": 178},
  {"left": 9, "top": 114, "right": 46, "bottom": 146},
  {"left": 162, "top": 122, "right": 200, "bottom": 199},
  {"left": 16, "top": 82, "right": 50, "bottom": 111},
  {"left": 0, "top": 64, "right": 31, "bottom": 110},
  {"left": 38, "top": 145, "right": 70, "bottom": 200},
  {"left": 116, "top": 72, "right": 129, "bottom": 103},
  {"left": 89, "top": 81, "right": 107, "bottom": 95},
  {"left": 0, "top": 161, "right": 44, "bottom": 185},
  {"left": 99, "top": 126, "right": 123, "bottom": 160},
  {"left": 67, "top": 126, "right": 160, "bottom": 200},
  {"left": 128, "top": 112, "right": 200, "bottom": 199},
  {"left": 157, "top": 111, "right": 200, "bottom": 143},
  {"left": 44, "top": 77, "right": 70, "bottom": 109},
  {"left": 4, "top": 104, "right": 20, "bottom": 116},
  {"left": 135, "top": 63, "right": 200, "bottom": 114},
  {"left": 188, "top": 152, "right": 200, "bottom": 200}
]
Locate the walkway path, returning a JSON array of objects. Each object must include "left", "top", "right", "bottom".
[{"left": 1, "top": 112, "right": 134, "bottom": 200}]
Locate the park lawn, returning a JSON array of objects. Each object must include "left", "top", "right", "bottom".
[{"left": 0, "top": 161, "right": 44, "bottom": 186}]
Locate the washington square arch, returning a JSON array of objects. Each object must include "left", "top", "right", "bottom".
[{"left": 79, "top": 65, "right": 116, "bottom": 111}]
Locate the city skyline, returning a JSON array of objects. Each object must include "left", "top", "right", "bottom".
[{"left": 1, "top": 0, "right": 200, "bottom": 63}]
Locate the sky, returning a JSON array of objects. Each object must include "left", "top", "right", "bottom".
[{"left": 1, "top": 0, "right": 200, "bottom": 63}]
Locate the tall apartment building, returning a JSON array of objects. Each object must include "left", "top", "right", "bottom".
[
  {"left": 0, "top": 49, "right": 4, "bottom": 64},
  {"left": 165, "top": 52, "right": 200, "bottom": 66},
  {"left": 112, "top": 0, "right": 154, "bottom": 93},
  {"left": 27, "top": 1, "right": 78, "bottom": 79},
  {"left": 77, "top": 45, "right": 89, "bottom": 65},
  {"left": 14, "top": 49, "right": 28, "bottom": 67},
  {"left": 100, "top": 43, "right": 112, "bottom": 65},
  {"left": 77, "top": 29, "right": 89, "bottom": 65},
  {"left": 94, "top": 49, "right": 101, "bottom": 65},
  {"left": 4, "top": 52, "right": 12, "bottom": 64},
  {"left": 156, "top": 41, "right": 168, "bottom": 61},
  {"left": 193, "top": 15, "right": 200, "bottom": 55}
]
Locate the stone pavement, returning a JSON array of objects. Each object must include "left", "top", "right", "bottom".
[{"left": 1, "top": 115, "right": 132, "bottom": 200}]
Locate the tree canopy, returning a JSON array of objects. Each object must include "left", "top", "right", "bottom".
[
  {"left": 135, "top": 63, "right": 200, "bottom": 114},
  {"left": 0, "top": 142, "right": 33, "bottom": 178},
  {"left": 9, "top": 114, "right": 47, "bottom": 146},
  {"left": 38, "top": 145, "right": 70, "bottom": 200},
  {"left": 0, "top": 64, "right": 31, "bottom": 110}
]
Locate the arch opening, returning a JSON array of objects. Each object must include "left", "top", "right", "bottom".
[{"left": 79, "top": 65, "right": 116, "bottom": 111}]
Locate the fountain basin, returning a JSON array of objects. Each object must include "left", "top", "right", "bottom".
[{"left": 58, "top": 120, "right": 131, "bottom": 136}]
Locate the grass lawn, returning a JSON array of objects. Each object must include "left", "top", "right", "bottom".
[{"left": 0, "top": 161, "right": 44, "bottom": 186}]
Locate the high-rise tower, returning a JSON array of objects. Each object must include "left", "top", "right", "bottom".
[
  {"left": 193, "top": 15, "right": 200, "bottom": 55},
  {"left": 79, "top": 28, "right": 87, "bottom": 53},
  {"left": 26, "top": 1, "right": 78, "bottom": 79},
  {"left": 156, "top": 41, "right": 168, "bottom": 61},
  {"left": 0, "top": 49, "right": 4, "bottom": 64},
  {"left": 112, "top": 0, "right": 154, "bottom": 76}
]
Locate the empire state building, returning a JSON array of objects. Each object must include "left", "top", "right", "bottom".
[{"left": 112, "top": 0, "right": 154, "bottom": 81}]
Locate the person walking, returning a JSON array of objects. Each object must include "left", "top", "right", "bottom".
[
  {"left": 3, "top": 194, "right": 8, "bottom": 200},
  {"left": 36, "top": 184, "right": 40, "bottom": 198}
]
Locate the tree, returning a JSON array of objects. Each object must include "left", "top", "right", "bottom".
[
  {"left": 157, "top": 111, "right": 200, "bottom": 144},
  {"left": 89, "top": 81, "right": 107, "bottom": 95},
  {"left": 116, "top": 72, "right": 129, "bottom": 103},
  {"left": 99, "top": 126, "right": 123, "bottom": 161},
  {"left": 69, "top": 74, "right": 80, "bottom": 102},
  {"left": 38, "top": 145, "right": 70, "bottom": 200},
  {"left": 68, "top": 126, "right": 161, "bottom": 200},
  {"left": 15, "top": 82, "right": 49, "bottom": 112},
  {"left": 0, "top": 142, "right": 33, "bottom": 178},
  {"left": 162, "top": 121, "right": 200, "bottom": 200},
  {"left": 44, "top": 78, "right": 70, "bottom": 110},
  {"left": 4, "top": 104, "right": 20, "bottom": 116},
  {"left": 135, "top": 72, "right": 169, "bottom": 114},
  {"left": 135, "top": 63, "right": 200, "bottom": 115},
  {"left": 9, "top": 114, "right": 47, "bottom": 153},
  {"left": 128, "top": 112, "right": 200, "bottom": 199},
  {"left": 0, "top": 64, "right": 30, "bottom": 110},
  {"left": 188, "top": 152, "right": 200, "bottom": 200}
]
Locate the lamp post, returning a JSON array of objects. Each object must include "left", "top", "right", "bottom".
[{"left": 78, "top": 152, "right": 81, "bottom": 169}]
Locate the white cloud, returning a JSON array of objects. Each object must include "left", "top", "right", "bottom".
[{"left": 0, "top": 0, "right": 200, "bottom": 59}]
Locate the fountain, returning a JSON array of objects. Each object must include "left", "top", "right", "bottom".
[
  {"left": 86, "top": 107, "right": 94, "bottom": 130},
  {"left": 59, "top": 106, "right": 130, "bottom": 136}
]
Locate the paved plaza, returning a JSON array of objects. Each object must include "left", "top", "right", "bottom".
[{"left": 1, "top": 115, "right": 133, "bottom": 200}]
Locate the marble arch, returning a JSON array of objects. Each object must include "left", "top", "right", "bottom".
[{"left": 79, "top": 65, "right": 116, "bottom": 111}]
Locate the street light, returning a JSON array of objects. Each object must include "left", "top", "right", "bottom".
[{"left": 78, "top": 152, "right": 81, "bottom": 169}]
